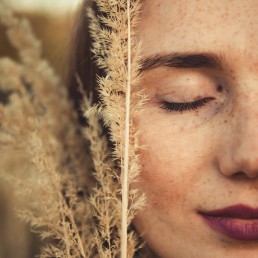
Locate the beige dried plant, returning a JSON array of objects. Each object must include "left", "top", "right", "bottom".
[
  {"left": 87, "top": 0, "right": 146, "bottom": 257},
  {"left": 0, "top": 1, "right": 95, "bottom": 257},
  {"left": 0, "top": 0, "right": 147, "bottom": 257}
]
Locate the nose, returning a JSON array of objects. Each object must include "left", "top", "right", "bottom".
[{"left": 218, "top": 91, "right": 258, "bottom": 179}]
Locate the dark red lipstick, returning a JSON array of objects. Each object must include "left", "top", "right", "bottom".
[{"left": 200, "top": 205, "right": 258, "bottom": 240}]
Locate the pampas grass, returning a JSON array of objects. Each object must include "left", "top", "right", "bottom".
[
  {"left": 0, "top": 0, "right": 146, "bottom": 257},
  {"left": 87, "top": 0, "right": 146, "bottom": 257},
  {"left": 0, "top": 2, "right": 94, "bottom": 257}
]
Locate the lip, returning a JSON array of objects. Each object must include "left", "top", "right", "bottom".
[{"left": 199, "top": 204, "right": 258, "bottom": 240}]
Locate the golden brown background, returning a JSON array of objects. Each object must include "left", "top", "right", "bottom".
[
  {"left": 0, "top": 2, "right": 79, "bottom": 78},
  {"left": 0, "top": 2, "right": 80, "bottom": 257}
]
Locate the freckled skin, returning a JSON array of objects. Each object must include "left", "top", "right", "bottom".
[{"left": 133, "top": 0, "right": 258, "bottom": 257}]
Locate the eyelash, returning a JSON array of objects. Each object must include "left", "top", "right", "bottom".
[{"left": 160, "top": 97, "right": 214, "bottom": 112}]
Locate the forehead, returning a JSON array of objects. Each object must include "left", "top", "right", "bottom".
[{"left": 137, "top": 0, "right": 258, "bottom": 63}]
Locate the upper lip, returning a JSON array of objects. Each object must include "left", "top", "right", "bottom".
[{"left": 200, "top": 204, "right": 258, "bottom": 219}]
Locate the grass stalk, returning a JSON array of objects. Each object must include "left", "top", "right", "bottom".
[{"left": 121, "top": 0, "right": 131, "bottom": 257}]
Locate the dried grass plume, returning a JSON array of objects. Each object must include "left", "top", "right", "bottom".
[{"left": 0, "top": 0, "right": 147, "bottom": 257}]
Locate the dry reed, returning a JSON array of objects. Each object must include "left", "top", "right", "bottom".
[
  {"left": 0, "top": 0, "right": 147, "bottom": 257},
  {"left": 0, "top": 1, "right": 95, "bottom": 257},
  {"left": 87, "top": 0, "right": 146, "bottom": 257}
]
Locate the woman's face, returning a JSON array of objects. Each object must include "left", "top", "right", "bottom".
[{"left": 134, "top": 0, "right": 258, "bottom": 257}]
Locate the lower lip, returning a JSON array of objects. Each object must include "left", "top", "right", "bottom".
[{"left": 201, "top": 214, "right": 258, "bottom": 240}]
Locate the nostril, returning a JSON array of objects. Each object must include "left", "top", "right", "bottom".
[
  {"left": 233, "top": 171, "right": 258, "bottom": 180},
  {"left": 233, "top": 171, "right": 249, "bottom": 179}
]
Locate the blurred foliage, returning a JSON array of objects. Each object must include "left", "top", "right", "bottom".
[
  {"left": 0, "top": 10, "right": 76, "bottom": 258},
  {"left": 0, "top": 11, "right": 75, "bottom": 79}
]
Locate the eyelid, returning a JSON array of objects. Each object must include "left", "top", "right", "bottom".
[{"left": 160, "top": 97, "right": 215, "bottom": 112}]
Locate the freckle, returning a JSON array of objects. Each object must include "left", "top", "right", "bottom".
[
  {"left": 253, "top": 61, "right": 258, "bottom": 71},
  {"left": 224, "top": 119, "right": 227, "bottom": 123},
  {"left": 194, "top": 110, "right": 200, "bottom": 116},
  {"left": 216, "top": 84, "right": 223, "bottom": 92},
  {"left": 214, "top": 106, "right": 220, "bottom": 113},
  {"left": 252, "top": 185, "right": 258, "bottom": 190}
]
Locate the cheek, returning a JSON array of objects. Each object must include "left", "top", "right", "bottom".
[
  {"left": 140, "top": 172, "right": 186, "bottom": 216},
  {"left": 135, "top": 112, "right": 217, "bottom": 215},
  {"left": 137, "top": 133, "right": 194, "bottom": 215},
  {"left": 133, "top": 102, "right": 221, "bottom": 216}
]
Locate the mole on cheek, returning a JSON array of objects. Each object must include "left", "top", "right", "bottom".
[{"left": 216, "top": 84, "right": 223, "bottom": 92}]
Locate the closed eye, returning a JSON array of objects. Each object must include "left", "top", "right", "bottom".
[{"left": 160, "top": 97, "right": 215, "bottom": 112}]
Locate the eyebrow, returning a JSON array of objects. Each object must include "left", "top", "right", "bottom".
[{"left": 140, "top": 52, "right": 225, "bottom": 72}]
